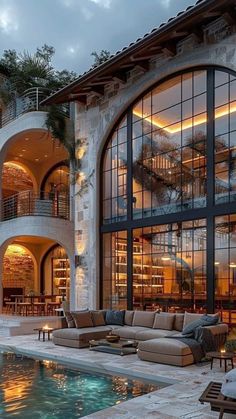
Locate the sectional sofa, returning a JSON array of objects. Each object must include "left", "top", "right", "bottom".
[{"left": 52, "top": 310, "right": 228, "bottom": 367}]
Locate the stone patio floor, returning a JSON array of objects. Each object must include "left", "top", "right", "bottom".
[{"left": 0, "top": 334, "right": 234, "bottom": 418}]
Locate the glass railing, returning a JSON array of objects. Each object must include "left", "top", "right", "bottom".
[
  {"left": 1, "top": 190, "right": 70, "bottom": 221},
  {"left": 1, "top": 87, "right": 69, "bottom": 127}
]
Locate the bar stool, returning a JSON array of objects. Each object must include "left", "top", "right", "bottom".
[
  {"left": 46, "top": 302, "right": 61, "bottom": 316},
  {"left": 33, "top": 302, "right": 46, "bottom": 316},
  {"left": 5, "top": 302, "right": 15, "bottom": 315},
  {"left": 18, "top": 302, "right": 32, "bottom": 316}
]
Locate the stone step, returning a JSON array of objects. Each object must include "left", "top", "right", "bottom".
[{"left": 0, "top": 315, "right": 64, "bottom": 336}]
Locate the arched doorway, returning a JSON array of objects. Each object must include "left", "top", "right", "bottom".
[{"left": 3, "top": 244, "right": 35, "bottom": 309}]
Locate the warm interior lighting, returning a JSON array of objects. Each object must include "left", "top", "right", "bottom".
[
  {"left": 229, "top": 263, "right": 236, "bottom": 268},
  {"left": 161, "top": 257, "right": 171, "bottom": 261},
  {"left": 6, "top": 244, "right": 27, "bottom": 256},
  {"left": 220, "top": 348, "right": 226, "bottom": 353},
  {"left": 4, "top": 162, "right": 26, "bottom": 170},
  {"left": 215, "top": 262, "right": 220, "bottom": 265},
  {"left": 133, "top": 102, "right": 236, "bottom": 134},
  {"left": 43, "top": 325, "right": 49, "bottom": 330}
]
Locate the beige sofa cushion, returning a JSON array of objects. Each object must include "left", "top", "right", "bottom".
[
  {"left": 135, "top": 329, "right": 177, "bottom": 341},
  {"left": 112, "top": 326, "right": 147, "bottom": 340},
  {"left": 132, "top": 311, "right": 155, "bottom": 328},
  {"left": 138, "top": 337, "right": 192, "bottom": 356},
  {"left": 173, "top": 313, "right": 184, "bottom": 332},
  {"left": 91, "top": 311, "right": 106, "bottom": 326},
  {"left": 71, "top": 311, "right": 93, "bottom": 328},
  {"left": 153, "top": 313, "right": 175, "bottom": 330},
  {"left": 53, "top": 325, "right": 112, "bottom": 341},
  {"left": 183, "top": 312, "right": 203, "bottom": 328},
  {"left": 64, "top": 311, "right": 75, "bottom": 328},
  {"left": 125, "top": 310, "right": 134, "bottom": 326}
]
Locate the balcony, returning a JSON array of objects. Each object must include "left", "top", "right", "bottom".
[
  {"left": 1, "top": 190, "right": 70, "bottom": 221},
  {"left": 1, "top": 87, "right": 69, "bottom": 127}
]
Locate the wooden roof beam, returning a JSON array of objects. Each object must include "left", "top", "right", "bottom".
[
  {"left": 134, "top": 61, "right": 149, "bottom": 72},
  {"left": 203, "top": 10, "right": 222, "bottom": 18},
  {"left": 89, "top": 86, "right": 104, "bottom": 97},
  {"left": 112, "top": 71, "right": 127, "bottom": 84},
  {"left": 68, "top": 93, "right": 87, "bottom": 104},
  {"left": 89, "top": 79, "right": 113, "bottom": 85},
  {"left": 161, "top": 42, "right": 176, "bottom": 56},
  {"left": 223, "top": 10, "right": 236, "bottom": 25},
  {"left": 169, "top": 30, "right": 189, "bottom": 39}
]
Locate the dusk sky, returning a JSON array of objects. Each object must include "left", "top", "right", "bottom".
[{"left": 0, "top": 0, "right": 193, "bottom": 75}]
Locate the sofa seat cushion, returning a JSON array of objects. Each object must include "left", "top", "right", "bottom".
[
  {"left": 138, "top": 337, "right": 192, "bottom": 356},
  {"left": 136, "top": 329, "right": 177, "bottom": 341},
  {"left": 53, "top": 325, "right": 112, "bottom": 341},
  {"left": 111, "top": 326, "right": 147, "bottom": 339}
]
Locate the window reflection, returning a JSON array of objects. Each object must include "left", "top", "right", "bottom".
[
  {"left": 132, "top": 220, "right": 206, "bottom": 311},
  {"left": 132, "top": 70, "right": 207, "bottom": 218},
  {"left": 102, "top": 231, "right": 127, "bottom": 309},
  {"left": 102, "top": 117, "right": 127, "bottom": 224},
  {"left": 215, "top": 215, "right": 236, "bottom": 323}
]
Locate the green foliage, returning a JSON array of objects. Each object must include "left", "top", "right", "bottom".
[
  {"left": 0, "top": 45, "right": 78, "bottom": 156},
  {"left": 45, "top": 105, "right": 75, "bottom": 161},
  {"left": 0, "top": 44, "right": 77, "bottom": 98},
  {"left": 91, "top": 50, "right": 111, "bottom": 67}
]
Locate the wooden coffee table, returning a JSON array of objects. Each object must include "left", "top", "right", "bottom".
[
  {"left": 208, "top": 351, "right": 234, "bottom": 372},
  {"left": 34, "top": 327, "right": 54, "bottom": 342},
  {"left": 89, "top": 338, "right": 138, "bottom": 356}
]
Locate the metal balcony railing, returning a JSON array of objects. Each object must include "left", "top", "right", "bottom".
[
  {"left": 1, "top": 87, "right": 69, "bottom": 127},
  {"left": 1, "top": 190, "right": 70, "bottom": 221}
]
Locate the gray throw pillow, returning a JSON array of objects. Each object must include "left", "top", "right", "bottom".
[
  {"left": 182, "top": 314, "right": 219, "bottom": 335},
  {"left": 106, "top": 310, "right": 125, "bottom": 326}
]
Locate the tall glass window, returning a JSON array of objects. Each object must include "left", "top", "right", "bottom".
[
  {"left": 132, "top": 220, "right": 206, "bottom": 311},
  {"left": 101, "top": 67, "right": 236, "bottom": 321},
  {"left": 102, "top": 116, "right": 127, "bottom": 224},
  {"left": 132, "top": 71, "right": 207, "bottom": 218}
]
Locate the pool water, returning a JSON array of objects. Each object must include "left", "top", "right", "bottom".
[{"left": 0, "top": 353, "right": 164, "bottom": 418}]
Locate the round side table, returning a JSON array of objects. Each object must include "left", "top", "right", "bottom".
[{"left": 208, "top": 351, "right": 234, "bottom": 372}]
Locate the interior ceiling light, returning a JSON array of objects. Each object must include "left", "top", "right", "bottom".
[
  {"left": 22, "top": 149, "right": 26, "bottom": 152},
  {"left": 25, "top": 138, "right": 29, "bottom": 141},
  {"left": 229, "top": 263, "right": 236, "bottom": 268},
  {"left": 214, "top": 262, "right": 220, "bottom": 265},
  {"left": 161, "top": 256, "right": 171, "bottom": 261},
  {"left": 19, "top": 154, "right": 23, "bottom": 157},
  {"left": 44, "top": 154, "right": 48, "bottom": 158},
  {"left": 35, "top": 158, "right": 39, "bottom": 162},
  {"left": 133, "top": 102, "right": 236, "bottom": 134}
]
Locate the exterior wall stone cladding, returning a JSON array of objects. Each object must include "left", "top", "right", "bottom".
[{"left": 74, "top": 30, "right": 236, "bottom": 310}]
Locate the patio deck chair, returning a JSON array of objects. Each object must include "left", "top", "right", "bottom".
[{"left": 199, "top": 381, "right": 236, "bottom": 419}]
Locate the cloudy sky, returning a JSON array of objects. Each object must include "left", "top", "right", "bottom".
[{"left": 0, "top": 0, "right": 194, "bottom": 75}]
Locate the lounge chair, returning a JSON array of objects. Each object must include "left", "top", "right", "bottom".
[{"left": 199, "top": 381, "right": 236, "bottom": 419}]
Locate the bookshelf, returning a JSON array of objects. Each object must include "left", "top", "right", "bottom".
[{"left": 52, "top": 257, "right": 70, "bottom": 300}]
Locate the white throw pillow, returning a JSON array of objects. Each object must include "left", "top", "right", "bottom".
[
  {"left": 225, "top": 369, "right": 236, "bottom": 383},
  {"left": 221, "top": 382, "right": 236, "bottom": 399}
]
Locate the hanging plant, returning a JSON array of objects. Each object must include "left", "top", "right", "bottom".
[{"left": 45, "top": 105, "right": 76, "bottom": 163}]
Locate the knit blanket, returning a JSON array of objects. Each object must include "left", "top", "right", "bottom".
[{"left": 169, "top": 327, "right": 217, "bottom": 363}]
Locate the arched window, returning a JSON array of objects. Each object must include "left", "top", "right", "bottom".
[{"left": 100, "top": 67, "right": 236, "bottom": 323}]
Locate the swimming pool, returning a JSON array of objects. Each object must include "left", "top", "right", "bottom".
[{"left": 0, "top": 352, "right": 166, "bottom": 418}]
